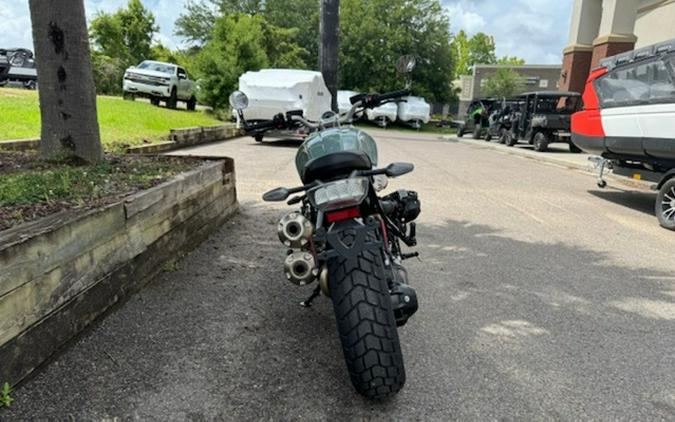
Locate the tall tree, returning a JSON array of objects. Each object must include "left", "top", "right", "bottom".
[
  {"left": 195, "top": 14, "right": 269, "bottom": 109},
  {"left": 340, "top": 0, "right": 454, "bottom": 103},
  {"left": 483, "top": 68, "right": 525, "bottom": 98},
  {"left": 452, "top": 30, "right": 471, "bottom": 76},
  {"left": 29, "top": 0, "right": 102, "bottom": 162},
  {"left": 90, "top": 0, "right": 158, "bottom": 66},
  {"left": 265, "top": 0, "right": 320, "bottom": 68},
  {"left": 452, "top": 31, "right": 522, "bottom": 76},
  {"left": 175, "top": 0, "right": 263, "bottom": 45},
  {"left": 468, "top": 33, "right": 497, "bottom": 67},
  {"left": 497, "top": 56, "right": 526, "bottom": 65}
]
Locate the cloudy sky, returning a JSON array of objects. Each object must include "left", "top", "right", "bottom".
[{"left": 2, "top": 0, "right": 573, "bottom": 64}]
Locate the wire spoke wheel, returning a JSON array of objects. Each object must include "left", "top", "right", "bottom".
[
  {"left": 656, "top": 180, "right": 675, "bottom": 230},
  {"left": 662, "top": 186, "right": 675, "bottom": 221}
]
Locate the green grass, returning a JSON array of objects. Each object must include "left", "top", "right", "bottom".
[
  {"left": 0, "top": 88, "right": 222, "bottom": 150},
  {"left": 0, "top": 152, "right": 200, "bottom": 230}
]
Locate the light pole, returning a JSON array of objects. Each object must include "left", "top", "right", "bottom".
[{"left": 319, "top": 0, "right": 339, "bottom": 113}]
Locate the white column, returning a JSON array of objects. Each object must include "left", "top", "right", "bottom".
[
  {"left": 567, "top": 0, "right": 603, "bottom": 50},
  {"left": 594, "top": 0, "right": 639, "bottom": 45}
]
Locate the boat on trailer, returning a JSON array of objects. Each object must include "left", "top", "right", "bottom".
[{"left": 572, "top": 38, "right": 675, "bottom": 230}]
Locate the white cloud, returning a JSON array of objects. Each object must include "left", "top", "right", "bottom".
[
  {"left": 1, "top": 0, "right": 187, "bottom": 51},
  {"left": 442, "top": 0, "right": 573, "bottom": 64},
  {"left": 4, "top": 0, "right": 573, "bottom": 65}
]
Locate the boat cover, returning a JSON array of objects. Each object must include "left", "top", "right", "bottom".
[
  {"left": 366, "top": 102, "right": 398, "bottom": 122},
  {"left": 397, "top": 96, "right": 431, "bottom": 123},
  {"left": 238, "top": 69, "right": 332, "bottom": 121}
]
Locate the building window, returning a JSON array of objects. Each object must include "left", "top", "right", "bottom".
[
  {"left": 526, "top": 77, "right": 540, "bottom": 85},
  {"left": 539, "top": 79, "right": 549, "bottom": 88}
]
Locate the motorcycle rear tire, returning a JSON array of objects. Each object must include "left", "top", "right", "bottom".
[{"left": 328, "top": 229, "right": 406, "bottom": 399}]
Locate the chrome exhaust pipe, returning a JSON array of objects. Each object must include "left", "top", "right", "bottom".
[
  {"left": 278, "top": 212, "right": 313, "bottom": 249},
  {"left": 284, "top": 252, "right": 318, "bottom": 286}
]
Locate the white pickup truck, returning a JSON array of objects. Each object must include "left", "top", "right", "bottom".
[{"left": 122, "top": 60, "right": 197, "bottom": 110}]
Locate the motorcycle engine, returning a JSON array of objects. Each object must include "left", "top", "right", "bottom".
[{"left": 384, "top": 189, "right": 421, "bottom": 223}]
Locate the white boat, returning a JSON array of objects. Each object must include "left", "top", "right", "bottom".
[
  {"left": 235, "top": 69, "right": 332, "bottom": 122},
  {"left": 365, "top": 102, "right": 398, "bottom": 128},
  {"left": 397, "top": 96, "right": 431, "bottom": 128},
  {"left": 338, "top": 90, "right": 363, "bottom": 120}
]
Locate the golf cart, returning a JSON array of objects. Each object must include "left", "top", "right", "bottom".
[
  {"left": 483, "top": 99, "right": 522, "bottom": 143},
  {"left": 457, "top": 98, "right": 497, "bottom": 139},
  {"left": 507, "top": 91, "right": 583, "bottom": 152}
]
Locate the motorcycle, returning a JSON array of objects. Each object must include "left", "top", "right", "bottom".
[{"left": 229, "top": 57, "right": 421, "bottom": 399}]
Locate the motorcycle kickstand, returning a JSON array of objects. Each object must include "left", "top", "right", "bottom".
[{"left": 300, "top": 285, "right": 321, "bottom": 308}]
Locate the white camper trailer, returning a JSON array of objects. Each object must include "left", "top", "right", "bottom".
[
  {"left": 397, "top": 96, "right": 431, "bottom": 128},
  {"left": 365, "top": 102, "right": 398, "bottom": 128}
]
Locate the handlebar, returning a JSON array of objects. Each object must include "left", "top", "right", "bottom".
[{"left": 241, "top": 89, "right": 411, "bottom": 134}]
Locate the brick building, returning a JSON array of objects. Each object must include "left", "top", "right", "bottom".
[{"left": 456, "top": 64, "right": 562, "bottom": 116}]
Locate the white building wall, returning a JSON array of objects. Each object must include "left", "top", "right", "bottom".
[{"left": 634, "top": 0, "right": 675, "bottom": 47}]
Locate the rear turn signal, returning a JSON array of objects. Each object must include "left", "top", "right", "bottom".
[{"left": 326, "top": 207, "right": 361, "bottom": 223}]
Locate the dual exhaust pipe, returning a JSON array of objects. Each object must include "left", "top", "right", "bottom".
[{"left": 278, "top": 212, "right": 319, "bottom": 286}]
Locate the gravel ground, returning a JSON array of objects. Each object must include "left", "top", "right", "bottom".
[{"left": 3, "top": 130, "right": 674, "bottom": 421}]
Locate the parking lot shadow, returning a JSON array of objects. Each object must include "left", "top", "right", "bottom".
[
  {"left": 588, "top": 188, "right": 656, "bottom": 217},
  {"left": 5, "top": 209, "right": 674, "bottom": 420}
]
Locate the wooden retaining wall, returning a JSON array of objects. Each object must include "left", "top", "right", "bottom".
[{"left": 0, "top": 159, "right": 238, "bottom": 385}]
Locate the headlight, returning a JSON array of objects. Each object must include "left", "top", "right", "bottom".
[{"left": 308, "top": 177, "right": 369, "bottom": 211}]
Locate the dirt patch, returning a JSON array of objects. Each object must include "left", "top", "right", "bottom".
[{"left": 0, "top": 152, "right": 206, "bottom": 231}]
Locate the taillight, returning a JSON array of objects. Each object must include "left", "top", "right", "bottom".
[{"left": 326, "top": 207, "right": 361, "bottom": 223}]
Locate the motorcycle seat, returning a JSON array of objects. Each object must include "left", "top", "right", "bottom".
[{"left": 302, "top": 151, "right": 372, "bottom": 184}]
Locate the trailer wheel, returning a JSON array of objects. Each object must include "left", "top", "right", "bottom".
[
  {"left": 254, "top": 134, "right": 264, "bottom": 143},
  {"left": 656, "top": 178, "right": 675, "bottom": 231},
  {"left": 457, "top": 126, "right": 465, "bottom": 138},
  {"left": 533, "top": 132, "right": 549, "bottom": 152}
]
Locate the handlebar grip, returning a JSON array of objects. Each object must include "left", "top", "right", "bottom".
[{"left": 245, "top": 113, "right": 287, "bottom": 132}]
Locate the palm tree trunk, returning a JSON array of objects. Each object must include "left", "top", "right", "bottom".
[{"left": 28, "top": 0, "right": 103, "bottom": 163}]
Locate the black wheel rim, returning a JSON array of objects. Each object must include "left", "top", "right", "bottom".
[{"left": 662, "top": 186, "right": 675, "bottom": 222}]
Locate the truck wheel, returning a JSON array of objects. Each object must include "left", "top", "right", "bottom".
[
  {"left": 656, "top": 178, "right": 675, "bottom": 231},
  {"left": 187, "top": 96, "right": 197, "bottom": 111},
  {"left": 150, "top": 97, "right": 160, "bottom": 106},
  {"left": 166, "top": 88, "right": 178, "bottom": 109},
  {"left": 328, "top": 227, "right": 406, "bottom": 399},
  {"left": 569, "top": 142, "right": 583, "bottom": 153},
  {"left": 472, "top": 124, "right": 481, "bottom": 140},
  {"left": 533, "top": 132, "right": 549, "bottom": 152},
  {"left": 254, "top": 134, "right": 264, "bottom": 143},
  {"left": 457, "top": 126, "right": 465, "bottom": 138}
]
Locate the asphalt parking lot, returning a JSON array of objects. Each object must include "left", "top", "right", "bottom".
[{"left": 5, "top": 129, "right": 674, "bottom": 421}]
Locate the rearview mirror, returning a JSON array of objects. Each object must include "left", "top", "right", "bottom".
[
  {"left": 385, "top": 162, "right": 414, "bottom": 177},
  {"left": 396, "top": 55, "right": 416, "bottom": 74},
  {"left": 263, "top": 187, "right": 290, "bottom": 202},
  {"left": 229, "top": 90, "right": 249, "bottom": 111}
]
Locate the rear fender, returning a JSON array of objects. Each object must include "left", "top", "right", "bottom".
[
  {"left": 315, "top": 217, "right": 383, "bottom": 260},
  {"left": 657, "top": 170, "right": 675, "bottom": 189}
]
